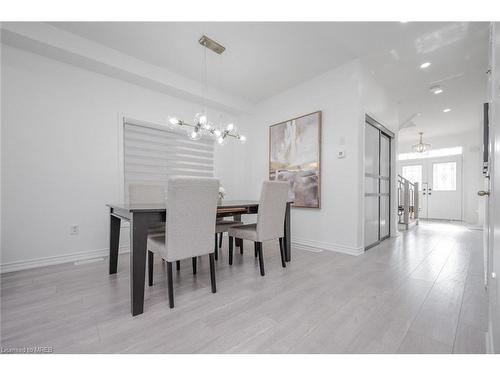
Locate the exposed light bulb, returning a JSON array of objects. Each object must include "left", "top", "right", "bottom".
[
  {"left": 226, "top": 123, "right": 234, "bottom": 131},
  {"left": 214, "top": 129, "right": 222, "bottom": 137},
  {"left": 420, "top": 62, "right": 431, "bottom": 69},
  {"left": 443, "top": 108, "right": 451, "bottom": 113},
  {"left": 169, "top": 117, "right": 180, "bottom": 125},
  {"left": 239, "top": 135, "right": 246, "bottom": 143},
  {"left": 217, "top": 137, "right": 224, "bottom": 145},
  {"left": 190, "top": 130, "right": 201, "bottom": 140}
]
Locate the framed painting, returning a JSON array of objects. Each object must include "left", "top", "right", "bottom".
[{"left": 269, "top": 111, "right": 321, "bottom": 208}]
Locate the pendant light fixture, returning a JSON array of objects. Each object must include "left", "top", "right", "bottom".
[
  {"left": 168, "top": 35, "right": 246, "bottom": 145},
  {"left": 412, "top": 132, "right": 431, "bottom": 153}
]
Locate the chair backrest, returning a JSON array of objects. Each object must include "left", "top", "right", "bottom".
[
  {"left": 128, "top": 184, "right": 165, "bottom": 204},
  {"left": 256, "top": 181, "right": 289, "bottom": 241},
  {"left": 165, "top": 177, "right": 219, "bottom": 261}
]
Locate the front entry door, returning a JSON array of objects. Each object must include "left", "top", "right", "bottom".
[
  {"left": 420, "top": 181, "right": 429, "bottom": 219},
  {"left": 400, "top": 155, "right": 462, "bottom": 221},
  {"left": 427, "top": 156, "right": 462, "bottom": 220}
]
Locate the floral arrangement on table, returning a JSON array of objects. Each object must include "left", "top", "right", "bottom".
[{"left": 218, "top": 186, "right": 225, "bottom": 204}]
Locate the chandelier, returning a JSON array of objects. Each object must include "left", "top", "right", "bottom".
[
  {"left": 168, "top": 35, "right": 246, "bottom": 145},
  {"left": 412, "top": 132, "right": 431, "bottom": 153}
]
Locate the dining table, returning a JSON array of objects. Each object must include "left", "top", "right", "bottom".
[{"left": 107, "top": 200, "right": 292, "bottom": 316}]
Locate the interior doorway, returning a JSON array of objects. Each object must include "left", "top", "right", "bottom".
[
  {"left": 399, "top": 155, "right": 463, "bottom": 221},
  {"left": 364, "top": 116, "right": 393, "bottom": 249}
]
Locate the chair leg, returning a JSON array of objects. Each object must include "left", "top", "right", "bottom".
[
  {"left": 214, "top": 234, "right": 219, "bottom": 261},
  {"left": 228, "top": 236, "right": 234, "bottom": 265},
  {"left": 239, "top": 239, "right": 244, "bottom": 254},
  {"left": 166, "top": 261, "right": 174, "bottom": 308},
  {"left": 279, "top": 238, "right": 286, "bottom": 268},
  {"left": 219, "top": 233, "right": 223, "bottom": 248},
  {"left": 254, "top": 242, "right": 258, "bottom": 258},
  {"left": 176, "top": 260, "right": 180, "bottom": 271},
  {"left": 209, "top": 253, "right": 217, "bottom": 293},
  {"left": 192, "top": 257, "right": 197, "bottom": 275},
  {"left": 148, "top": 250, "right": 154, "bottom": 286},
  {"left": 257, "top": 242, "right": 265, "bottom": 276}
]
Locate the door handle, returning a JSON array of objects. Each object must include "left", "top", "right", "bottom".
[{"left": 478, "top": 190, "right": 490, "bottom": 196}]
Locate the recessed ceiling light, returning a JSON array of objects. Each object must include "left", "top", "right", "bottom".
[
  {"left": 430, "top": 86, "right": 443, "bottom": 94},
  {"left": 420, "top": 62, "right": 431, "bottom": 69},
  {"left": 443, "top": 108, "right": 451, "bottom": 113}
]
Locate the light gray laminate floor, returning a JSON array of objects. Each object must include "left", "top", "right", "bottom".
[{"left": 0, "top": 221, "right": 488, "bottom": 353}]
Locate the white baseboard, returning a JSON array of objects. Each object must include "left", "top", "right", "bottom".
[
  {"left": 1, "top": 237, "right": 363, "bottom": 274},
  {"left": 292, "top": 238, "right": 364, "bottom": 256},
  {"left": 0, "top": 245, "right": 130, "bottom": 274}
]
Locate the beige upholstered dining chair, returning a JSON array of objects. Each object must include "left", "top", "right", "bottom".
[
  {"left": 228, "top": 181, "right": 289, "bottom": 276},
  {"left": 147, "top": 177, "right": 219, "bottom": 308},
  {"left": 215, "top": 218, "right": 243, "bottom": 262},
  {"left": 214, "top": 206, "right": 247, "bottom": 261},
  {"left": 129, "top": 183, "right": 185, "bottom": 274}
]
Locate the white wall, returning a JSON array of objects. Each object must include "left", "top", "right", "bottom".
[
  {"left": 236, "top": 60, "right": 398, "bottom": 255},
  {"left": 398, "top": 129, "right": 483, "bottom": 225},
  {"left": 1, "top": 44, "right": 399, "bottom": 270},
  {"left": 0, "top": 45, "right": 239, "bottom": 271}
]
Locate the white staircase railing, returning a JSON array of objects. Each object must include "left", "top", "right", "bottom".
[{"left": 398, "top": 175, "right": 419, "bottom": 230}]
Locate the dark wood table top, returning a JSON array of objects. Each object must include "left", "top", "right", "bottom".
[{"left": 107, "top": 200, "right": 260, "bottom": 213}]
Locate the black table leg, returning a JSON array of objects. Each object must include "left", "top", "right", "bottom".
[
  {"left": 228, "top": 236, "right": 234, "bottom": 265},
  {"left": 109, "top": 213, "right": 121, "bottom": 274},
  {"left": 130, "top": 212, "right": 149, "bottom": 316},
  {"left": 234, "top": 214, "right": 242, "bottom": 248},
  {"left": 284, "top": 202, "right": 291, "bottom": 262}
]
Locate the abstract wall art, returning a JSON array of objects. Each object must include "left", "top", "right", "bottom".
[{"left": 269, "top": 111, "right": 321, "bottom": 208}]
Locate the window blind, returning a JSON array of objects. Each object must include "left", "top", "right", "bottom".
[{"left": 123, "top": 118, "right": 214, "bottom": 202}]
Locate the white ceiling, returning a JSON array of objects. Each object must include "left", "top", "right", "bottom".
[
  {"left": 362, "top": 22, "right": 489, "bottom": 142},
  {"left": 48, "top": 22, "right": 489, "bottom": 140}
]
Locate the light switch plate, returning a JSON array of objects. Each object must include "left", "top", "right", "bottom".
[{"left": 337, "top": 150, "right": 346, "bottom": 159}]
